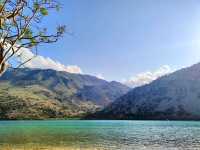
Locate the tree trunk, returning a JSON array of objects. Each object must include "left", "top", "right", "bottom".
[{"left": 0, "top": 45, "right": 6, "bottom": 76}]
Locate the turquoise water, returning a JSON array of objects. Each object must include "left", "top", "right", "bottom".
[{"left": 0, "top": 120, "right": 200, "bottom": 150}]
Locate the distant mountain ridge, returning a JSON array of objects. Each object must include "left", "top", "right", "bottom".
[
  {"left": 88, "top": 63, "right": 200, "bottom": 120},
  {"left": 0, "top": 68, "right": 130, "bottom": 119}
]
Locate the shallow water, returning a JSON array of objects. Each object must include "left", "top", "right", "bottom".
[{"left": 0, "top": 120, "right": 200, "bottom": 150}]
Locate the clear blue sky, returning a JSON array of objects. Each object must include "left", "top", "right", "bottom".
[{"left": 38, "top": 0, "right": 200, "bottom": 81}]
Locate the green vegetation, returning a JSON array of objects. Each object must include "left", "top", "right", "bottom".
[
  {"left": 0, "top": 68, "right": 129, "bottom": 120},
  {"left": 0, "top": 82, "right": 98, "bottom": 120},
  {"left": 0, "top": 0, "right": 65, "bottom": 75}
]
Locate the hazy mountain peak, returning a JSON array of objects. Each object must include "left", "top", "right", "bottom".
[{"left": 88, "top": 62, "right": 200, "bottom": 120}]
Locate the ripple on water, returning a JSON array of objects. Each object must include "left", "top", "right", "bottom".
[{"left": 0, "top": 120, "right": 200, "bottom": 150}]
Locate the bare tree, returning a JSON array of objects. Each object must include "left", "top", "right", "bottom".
[{"left": 0, "top": 0, "right": 65, "bottom": 75}]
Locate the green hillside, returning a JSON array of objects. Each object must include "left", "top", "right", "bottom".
[{"left": 0, "top": 68, "right": 129, "bottom": 119}]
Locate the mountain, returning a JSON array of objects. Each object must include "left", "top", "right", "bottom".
[
  {"left": 88, "top": 63, "right": 200, "bottom": 120},
  {"left": 0, "top": 68, "right": 130, "bottom": 119}
]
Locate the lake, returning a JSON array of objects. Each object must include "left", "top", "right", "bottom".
[{"left": 0, "top": 120, "right": 200, "bottom": 150}]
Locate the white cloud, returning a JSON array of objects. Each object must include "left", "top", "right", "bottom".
[
  {"left": 123, "top": 65, "right": 172, "bottom": 88},
  {"left": 96, "top": 74, "right": 105, "bottom": 80},
  {"left": 15, "top": 47, "right": 82, "bottom": 74}
]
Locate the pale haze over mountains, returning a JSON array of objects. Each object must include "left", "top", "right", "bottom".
[
  {"left": 17, "top": 48, "right": 173, "bottom": 88},
  {"left": 17, "top": 48, "right": 82, "bottom": 74},
  {"left": 123, "top": 65, "right": 172, "bottom": 88}
]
